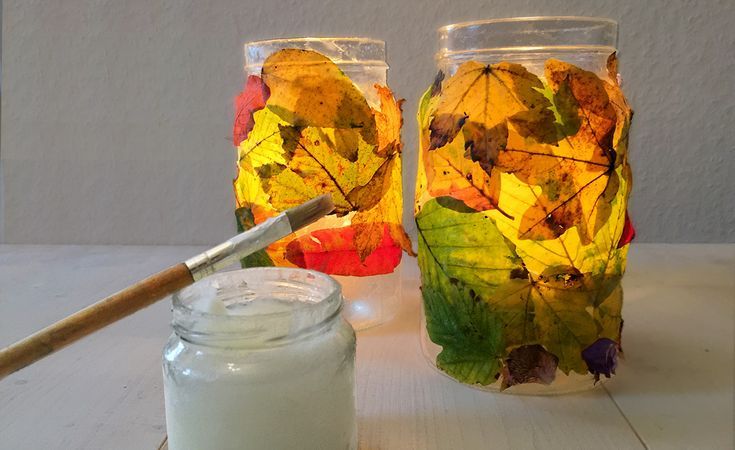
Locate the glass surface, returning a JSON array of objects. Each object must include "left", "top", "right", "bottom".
[
  {"left": 234, "top": 37, "right": 408, "bottom": 331},
  {"left": 163, "top": 268, "right": 356, "bottom": 449},
  {"left": 416, "top": 17, "right": 633, "bottom": 394},
  {"left": 437, "top": 17, "right": 617, "bottom": 76}
]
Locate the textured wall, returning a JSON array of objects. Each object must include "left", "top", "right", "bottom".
[{"left": 2, "top": 0, "right": 733, "bottom": 244}]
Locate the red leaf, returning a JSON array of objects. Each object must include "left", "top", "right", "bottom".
[
  {"left": 285, "top": 224, "right": 402, "bottom": 276},
  {"left": 233, "top": 75, "right": 270, "bottom": 146},
  {"left": 616, "top": 211, "right": 636, "bottom": 248}
]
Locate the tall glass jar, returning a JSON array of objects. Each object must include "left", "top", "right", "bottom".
[
  {"left": 233, "top": 38, "right": 412, "bottom": 331},
  {"left": 162, "top": 268, "right": 356, "bottom": 449},
  {"left": 415, "top": 17, "right": 634, "bottom": 394}
]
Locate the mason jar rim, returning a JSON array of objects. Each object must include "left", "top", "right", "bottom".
[
  {"left": 438, "top": 16, "right": 618, "bottom": 33},
  {"left": 172, "top": 267, "right": 343, "bottom": 347},
  {"left": 244, "top": 36, "right": 388, "bottom": 71},
  {"left": 437, "top": 16, "right": 618, "bottom": 62}
]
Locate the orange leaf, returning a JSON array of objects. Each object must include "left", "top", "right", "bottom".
[{"left": 285, "top": 224, "right": 402, "bottom": 276}]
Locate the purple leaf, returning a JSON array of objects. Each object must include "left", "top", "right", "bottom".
[{"left": 582, "top": 338, "right": 618, "bottom": 382}]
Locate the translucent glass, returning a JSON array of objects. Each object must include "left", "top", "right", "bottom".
[
  {"left": 238, "top": 37, "right": 404, "bottom": 331},
  {"left": 244, "top": 38, "right": 388, "bottom": 106},
  {"left": 418, "top": 17, "right": 632, "bottom": 395},
  {"left": 162, "top": 268, "right": 356, "bottom": 449},
  {"left": 438, "top": 16, "right": 617, "bottom": 76}
]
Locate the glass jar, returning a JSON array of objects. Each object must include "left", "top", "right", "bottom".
[
  {"left": 162, "top": 268, "right": 356, "bottom": 449},
  {"left": 233, "top": 38, "right": 412, "bottom": 331},
  {"left": 416, "top": 17, "right": 634, "bottom": 394}
]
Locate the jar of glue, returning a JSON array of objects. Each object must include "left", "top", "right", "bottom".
[{"left": 162, "top": 267, "right": 356, "bottom": 450}]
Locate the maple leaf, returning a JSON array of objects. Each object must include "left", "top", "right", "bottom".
[
  {"left": 261, "top": 49, "right": 377, "bottom": 147},
  {"left": 428, "top": 61, "right": 557, "bottom": 161},
  {"left": 233, "top": 75, "right": 270, "bottom": 146}
]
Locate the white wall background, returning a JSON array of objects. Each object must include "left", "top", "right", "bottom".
[{"left": 1, "top": 0, "right": 733, "bottom": 245}]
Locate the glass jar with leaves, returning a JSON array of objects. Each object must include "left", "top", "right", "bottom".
[
  {"left": 233, "top": 38, "right": 412, "bottom": 330},
  {"left": 415, "top": 17, "right": 635, "bottom": 393}
]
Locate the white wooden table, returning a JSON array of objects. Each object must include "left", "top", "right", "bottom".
[{"left": 0, "top": 244, "right": 733, "bottom": 449}]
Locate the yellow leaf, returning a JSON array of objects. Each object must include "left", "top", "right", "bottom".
[
  {"left": 262, "top": 49, "right": 377, "bottom": 146},
  {"left": 373, "top": 84, "right": 404, "bottom": 157}
]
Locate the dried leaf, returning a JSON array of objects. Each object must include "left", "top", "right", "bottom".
[
  {"left": 262, "top": 49, "right": 377, "bottom": 146},
  {"left": 416, "top": 56, "right": 634, "bottom": 381},
  {"left": 428, "top": 61, "right": 556, "bottom": 159},
  {"left": 233, "top": 48, "right": 411, "bottom": 274},
  {"left": 501, "top": 344, "right": 559, "bottom": 390},
  {"left": 233, "top": 75, "right": 270, "bottom": 146},
  {"left": 285, "top": 224, "right": 401, "bottom": 276},
  {"left": 616, "top": 211, "right": 636, "bottom": 248},
  {"left": 373, "top": 84, "right": 404, "bottom": 157},
  {"left": 581, "top": 338, "right": 619, "bottom": 382}
]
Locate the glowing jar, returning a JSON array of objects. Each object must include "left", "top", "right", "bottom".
[
  {"left": 162, "top": 268, "right": 356, "bottom": 449},
  {"left": 415, "top": 17, "right": 635, "bottom": 393},
  {"left": 233, "top": 38, "right": 412, "bottom": 330}
]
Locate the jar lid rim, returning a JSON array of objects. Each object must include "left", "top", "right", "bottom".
[
  {"left": 438, "top": 16, "right": 618, "bottom": 33},
  {"left": 173, "top": 267, "right": 342, "bottom": 321},
  {"left": 245, "top": 36, "right": 386, "bottom": 47}
]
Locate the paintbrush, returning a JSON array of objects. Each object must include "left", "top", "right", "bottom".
[{"left": 0, "top": 194, "right": 335, "bottom": 380}]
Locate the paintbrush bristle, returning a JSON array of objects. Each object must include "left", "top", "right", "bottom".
[{"left": 285, "top": 194, "right": 335, "bottom": 231}]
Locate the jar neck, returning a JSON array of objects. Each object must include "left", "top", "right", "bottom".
[
  {"left": 438, "top": 49, "right": 614, "bottom": 78},
  {"left": 172, "top": 268, "right": 343, "bottom": 349},
  {"left": 242, "top": 37, "right": 388, "bottom": 105},
  {"left": 437, "top": 17, "right": 617, "bottom": 78}
]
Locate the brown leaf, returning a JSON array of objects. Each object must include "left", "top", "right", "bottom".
[{"left": 501, "top": 344, "right": 559, "bottom": 390}]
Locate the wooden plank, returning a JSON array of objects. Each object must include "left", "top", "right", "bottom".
[
  {"left": 353, "top": 261, "right": 644, "bottom": 450},
  {"left": 1, "top": 245, "right": 733, "bottom": 449},
  {"left": 0, "top": 245, "right": 204, "bottom": 450},
  {"left": 606, "top": 244, "right": 735, "bottom": 449}
]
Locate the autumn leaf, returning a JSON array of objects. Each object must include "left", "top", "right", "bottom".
[
  {"left": 262, "top": 49, "right": 377, "bottom": 147},
  {"left": 416, "top": 55, "right": 634, "bottom": 383},
  {"left": 420, "top": 244, "right": 505, "bottom": 384},
  {"left": 373, "top": 84, "right": 404, "bottom": 157},
  {"left": 424, "top": 128, "right": 504, "bottom": 214},
  {"left": 422, "top": 57, "right": 633, "bottom": 246},
  {"left": 233, "top": 75, "right": 270, "bottom": 146},
  {"left": 501, "top": 344, "right": 559, "bottom": 390},
  {"left": 581, "top": 338, "right": 619, "bottom": 382},
  {"left": 417, "top": 197, "right": 627, "bottom": 375},
  {"left": 428, "top": 61, "right": 557, "bottom": 160},
  {"left": 352, "top": 155, "right": 414, "bottom": 259},
  {"left": 285, "top": 224, "right": 401, "bottom": 276},
  {"left": 233, "top": 48, "right": 411, "bottom": 273},
  {"left": 617, "top": 211, "right": 636, "bottom": 248}
]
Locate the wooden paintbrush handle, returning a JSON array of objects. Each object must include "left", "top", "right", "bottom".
[{"left": 0, "top": 263, "right": 194, "bottom": 380}]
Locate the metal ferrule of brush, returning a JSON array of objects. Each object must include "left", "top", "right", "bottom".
[{"left": 184, "top": 214, "right": 293, "bottom": 281}]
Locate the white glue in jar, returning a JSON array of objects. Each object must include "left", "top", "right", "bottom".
[{"left": 162, "top": 267, "right": 356, "bottom": 450}]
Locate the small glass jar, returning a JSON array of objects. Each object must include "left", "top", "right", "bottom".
[
  {"left": 233, "top": 38, "right": 411, "bottom": 331},
  {"left": 416, "top": 17, "right": 634, "bottom": 394},
  {"left": 162, "top": 268, "right": 356, "bottom": 450}
]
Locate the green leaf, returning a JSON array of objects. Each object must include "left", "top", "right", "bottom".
[
  {"left": 416, "top": 197, "right": 524, "bottom": 297},
  {"left": 421, "top": 261, "right": 504, "bottom": 385},
  {"left": 235, "top": 207, "right": 274, "bottom": 268}
]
